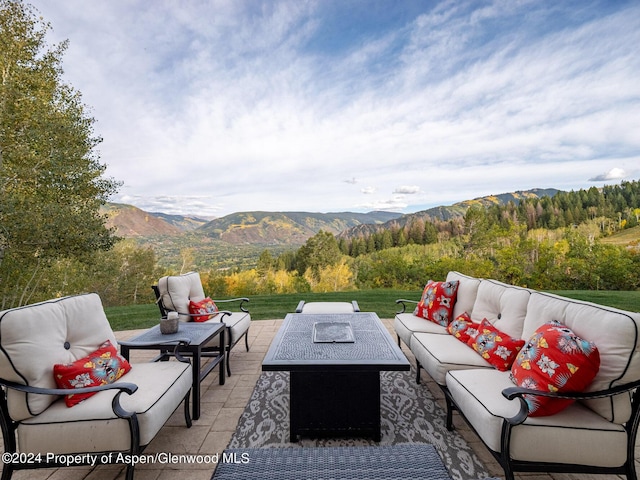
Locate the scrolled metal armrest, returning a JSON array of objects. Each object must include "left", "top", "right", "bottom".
[
  {"left": 501, "top": 379, "right": 640, "bottom": 425},
  {"left": 165, "top": 310, "right": 233, "bottom": 322},
  {"left": 395, "top": 299, "right": 418, "bottom": 314},
  {"left": 0, "top": 378, "right": 138, "bottom": 397},
  {"left": 503, "top": 379, "right": 640, "bottom": 402},
  {"left": 1, "top": 378, "right": 140, "bottom": 422},
  {"left": 214, "top": 297, "right": 250, "bottom": 313},
  {"left": 214, "top": 310, "right": 232, "bottom": 322}
]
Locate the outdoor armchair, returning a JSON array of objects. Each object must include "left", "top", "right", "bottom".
[
  {"left": 153, "top": 271, "right": 251, "bottom": 376},
  {"left": 0, "top": 293, "right": 192, "bottom": 480}
]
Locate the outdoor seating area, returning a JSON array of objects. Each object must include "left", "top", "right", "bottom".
[
  {"left": 396, "top": 271, "right": 640, "bottom": 480},
  {"left": 1, "top": 294, "right": 640, "bottom": 479}
]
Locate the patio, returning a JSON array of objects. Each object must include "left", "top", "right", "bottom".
[{"left": 4, "top": 318, "right": 639, "bottom": 480}]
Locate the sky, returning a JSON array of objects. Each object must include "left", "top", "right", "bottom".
[{"left": 27, "top": 0, "right": 640, "bottom": 218}]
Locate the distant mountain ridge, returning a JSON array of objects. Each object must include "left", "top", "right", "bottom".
[
  {"left": 101, "top": 203, "right": 209, "bottom": 237},
  {"left": 103, "top": 188, "right": 560, "bottom": 244},
  {"left": 198, "top": 211, "right": 402, "bottom": 245},
  {"left": 338, "top": 188, "right": 561, "bottom": 239},
  {"left": 149, "top": 211, "right": 213, "bottom": 231}
]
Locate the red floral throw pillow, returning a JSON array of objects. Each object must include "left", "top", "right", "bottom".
[
  {"left": 414, "top": 280, "right": 459, "bottom": 327},
  {"left": 446, "top": 312, "right": 479, "bottom": 344},
  {"left": 189, "top": 297, "right": 218, "bottom": 322},
  {"left": 467, "top": 319, "right": 525, "bottom": 371},
  {"left": 511, "top": 320, "right": 600, "bottom": 417},
  {"left": 53, "top": 340, "right": 132, "bottom": 407}
]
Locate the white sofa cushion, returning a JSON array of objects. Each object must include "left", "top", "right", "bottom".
[
  {"left": 17, "top": 361, "right": 192, "bottom": 454},
  {"left": 0, "top": 294, "right": 117, "bottom": 420},
  {"left": 470, "top": 280, "right": 531, "bottom": 339},
  {"left": 446, "top": 368, "right": 628, "bottom": 468},
  {"left": 446, "top": 271, "right": 481, "bottom": 319},
  {"left": 395, "top": 271, "right": 480, "bottom": 348},
  {"left": 412, "top": 332, "right": 492, "bottom": 385},
  {"left": 157, "top": 272, "right": 206, "bottom": 321},
  {"left": 394, "top": 313, "right": 448, "bottom": 348},
  {"left": 522, "top": 292, "right": 640, "bottom": 423},
  {"left": 203, "top": 311, "right": 251, "bottom": 347}
]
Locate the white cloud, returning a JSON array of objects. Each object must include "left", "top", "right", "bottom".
[
  {"left": 393, "top": 186, "right": 421, "bottom": 195},
  {"left": 357, "top": 197, "right": 408, "bottom": 212},
  {"left": 27, "top": 0, "right": 640, "bottom": 216},
  {"left": 117, "top": 194, "right": 223, "bottom": 218},
  {"left": 589, "top": 168, "right": 628, "bottom": 182}
]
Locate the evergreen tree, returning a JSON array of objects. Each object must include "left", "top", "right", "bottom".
[{"left": 295, "top": 230, "right": 341, "bottom": 279}]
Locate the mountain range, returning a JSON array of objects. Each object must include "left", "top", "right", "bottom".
[{"left": 102, "top": 188, "right": 560, "bottom": 245}]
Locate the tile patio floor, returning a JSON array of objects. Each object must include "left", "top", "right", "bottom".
[{"left": 3, "top": 318, "right": 638, "bottom": 480}]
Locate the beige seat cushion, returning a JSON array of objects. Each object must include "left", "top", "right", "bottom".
[
  {"left": 446, "top": 368, "right": 628, "bottom": 468},
  {"left": 394, "top": 313, "right": 448, "bottom": 349},
  {"left": 17, "top": 361, "right": 192, "bottom": 454},
  {"left": 203, "top": 311, "right": 251, "bottom": 347},
  {"left": 158, "top": 272, "right": 251, "bottom": 346},
  {"left": 412, "top": 332, "right": 491, "bottom": 385}
]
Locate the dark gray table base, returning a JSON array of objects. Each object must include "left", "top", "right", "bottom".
[
  {"left": 211, "top": 444, "right": 452, "bottom": 480},
  {"left": 290, "top": 370, "right": 381, "bottom": 441}
]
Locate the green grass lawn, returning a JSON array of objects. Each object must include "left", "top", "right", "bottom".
[
  {"left": 105, "top": 289, "right": 421, "bottom": 331},
  {"left": 104, "top": 289, "right": 640, "bottom": 332}
]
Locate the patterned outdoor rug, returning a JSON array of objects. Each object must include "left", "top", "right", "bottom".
[{"left": 227, "top": 369, "right": 490, "bottom": 480}]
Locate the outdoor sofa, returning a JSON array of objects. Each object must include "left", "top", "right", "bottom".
[
  {"left": 0, "top": 293, "right": 193, "bottom": 480},
  {"left": 395, "top": 271, "right": 640, "bottom": 480}
]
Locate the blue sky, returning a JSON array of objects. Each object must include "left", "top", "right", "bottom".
[{"left": 28, "top": 0, "right": 640, "bottom": 217}]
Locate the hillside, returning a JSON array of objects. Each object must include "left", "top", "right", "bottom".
[
  {"left": 601, "top": 225, "right": 640, "bottom": 249},
  {"left": 149, "top": 211, "right": 211, "bottom": 231},
  {"left": 197, "top": 211, "right": 402, "bottom": 245},
  {"left": 338, "top": 188, "right": 560, "bottom": 239},
  {"left": 101, "top": 203, "right": 182, "bottom": 237}
]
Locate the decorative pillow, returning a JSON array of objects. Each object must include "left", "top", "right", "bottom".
[
  {"left": 467, "top": 319, "right": 525, "bottom": 371},
  {"left": 446, "top": 312, "right": 479, "bottom": 344},
  {"left": 511, "top": 320, "right": 600, "bottom": 417},
  {"left": 188, "top": 297, "right": 218, "bottom": 322},
  {"left": 414, "top": 280, "right": 459, "bottom": 326},
  {"left": 53, "top": 340, "right": 132, "bottom": 407}
]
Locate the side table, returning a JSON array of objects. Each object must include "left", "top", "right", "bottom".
[{"left": 120, "top": 322, "right": 225, "bottom": 420}]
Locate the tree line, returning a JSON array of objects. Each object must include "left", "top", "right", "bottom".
[
  {"left": 337, "top": 181, "right": 640, "bottom": 257},
  {"left": 200, "top": 198, "right": 639, "bottom": 298},
  {"left": 204, "top": 182, "right": 639, "bottom": 297}
]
